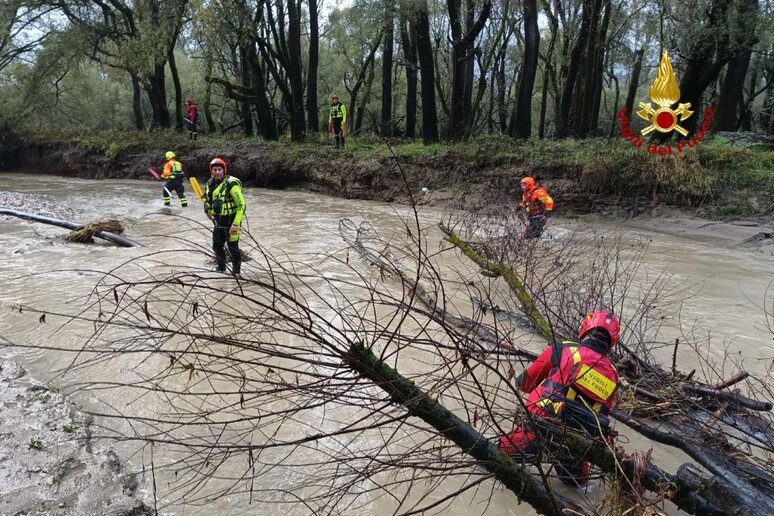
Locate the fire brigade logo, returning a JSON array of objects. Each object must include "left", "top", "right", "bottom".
[
  {"left": 616, "top": 49, "right": 713, "bottom": 155},
  {"left": 636, "top": 51, "right": 693, "bottom": 136}
]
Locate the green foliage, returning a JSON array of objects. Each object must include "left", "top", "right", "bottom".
[
  {"left": 105, "top": 142, "right": 121, "bottom": 160},
  {"left": 62, "top": 423, "right": 76, "bottom": 433},
  {"left": 46, "top": 384, "right": 60, "bottom": 393},
  {"left": 29, "top": 438, "right": 45, "bottom": 450}
]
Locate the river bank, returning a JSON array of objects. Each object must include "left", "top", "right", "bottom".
[{"left": 4, "top": 130, "right": 774, "bottom": 220}]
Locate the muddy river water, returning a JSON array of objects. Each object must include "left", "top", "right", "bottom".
[{"left": 1, "top": 174, "right": 773, "bottom": 515}]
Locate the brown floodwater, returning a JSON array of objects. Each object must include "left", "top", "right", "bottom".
[{"left": 1, "top": 173, "right": 772, "bottom": 515}]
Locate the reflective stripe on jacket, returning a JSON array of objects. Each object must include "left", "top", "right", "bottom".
[
  {"left": 526, "top": 341, "right": 618, "bottom": 418},
  {"left": 204, "top": 176, "right": 246, "bottom": 225},
  {"left": 162, "top": 159, "right": 184, "bottom": 180},
  {"left": 519, "top": 187, "right": 554, "bottom": 215},
  {"left": 329, "top": 103, "right": 347, "bottom": 123}
]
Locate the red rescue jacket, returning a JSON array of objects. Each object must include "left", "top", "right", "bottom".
[
  {"left": 186, "top": 103, "right": 198, "bottom": 122},
  {"left": 519, "top": 340, "right": 618, "bottom": 420},
  {"left": 519, "top": 187, "right": 554, "bottom": 216}
]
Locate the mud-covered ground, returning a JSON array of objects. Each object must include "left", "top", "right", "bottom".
[{"left": 0, "top": 361, "right": 151, "bottom": 516}]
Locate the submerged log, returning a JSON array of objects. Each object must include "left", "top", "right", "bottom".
[
  {"left": 0, "top": 208, "right": 141, "bottom": 248},
  {"left": 683, "top": 383, "right": 773, "bottom": 411},
  {"left": 677, "top": 463, "right": 774, "bottom": 516}
]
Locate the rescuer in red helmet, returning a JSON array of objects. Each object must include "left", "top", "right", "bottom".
[
  {"left": 204, "top": 157, "right": 246, "bottom": 277},
  {"left": 498, "top": 310, "right": 621, "bottom": 487}
]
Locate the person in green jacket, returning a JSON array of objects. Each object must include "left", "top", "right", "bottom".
[
  {"left": 204, "top": 157, "right": 246, "bottom": 276},
  {"left": 328, "top": 94, "right": 347, "bottom": 149}
]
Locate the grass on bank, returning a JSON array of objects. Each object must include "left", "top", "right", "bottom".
[{"left": 20, "top": 129, "right": 774, "bottom": 218}]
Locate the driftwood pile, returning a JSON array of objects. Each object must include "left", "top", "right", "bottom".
[{"left": 0, "top": 209, "right": 140, "bottom": 247}]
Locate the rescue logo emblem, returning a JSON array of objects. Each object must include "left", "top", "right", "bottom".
[{"left": 636, "top": 51, "right": 693, "bottom": 136}]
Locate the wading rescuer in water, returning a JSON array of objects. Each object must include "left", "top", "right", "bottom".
[
  {"left": 204, "top": 157, "right": 246, "bottom": 277},
  {"left": 161, "top": 151, "right": 188, "bottom": 207},
  {"left": 516, "top": 176, "right": 553, "bottom": 239},
  {"left": 498, "top": 311, "right": 620, "bottom": 487}
]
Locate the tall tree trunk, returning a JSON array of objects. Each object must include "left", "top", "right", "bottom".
[
  {"left": 446, "top": 0, "right": 491, "bottom": 140},
  {"left": 589, "top": 0, "right": 611, "bottom": 133},
  {"left": 511, "top": 0, "right": 539, "bottom": 138},
  {"left": 381, "top": 0, "right": 395, "bottom": 137},
  {"left": 714, "top": 50, "right": 753, "bottom": 132},
  {"left": 203, "top": 56, "right": 216, "bottom": 133},
  {"left": 674, "top": 0, "right": 757, "bottom": 136},
  {"left": 415, "top": 1, "right": 439, "bottom": 143},
  {"left": 608, "top": 72, "right": 620, "bottom": 137},
  {"left": 740, "top": 55, "right": 759, "bottom": 131},
  {"left": 496, "top": 44, "right": 507, "bottom": 132},
  {"left": 487, "top": 57, "right": 497, "bottom": 132},
  {"left": 400, "top": 11, "right": 418, "bottom": 138},
  {"left": 168, "top": 47, "right": 183, "bottom": 131},
  {"left": 556, "top": 0, "right": 591, "bottom": 137},
  {"left": 576, "top": 0, "right": 602, "bottom": 137},
  {"left": 761, "top": 84, "right": 774, "bottom": 134},
  {"left": 307, "top": 0, "right": 320, "bottom": 133},
  {"left": 239, "top": 44, "right": 255, "bottom": 137},
  {"left": 146, "top": 64, "right": 170, "bottom": 129},
  {"left": 538, "top": 0, "right": 559, "bottom": 139},
  {"left": 287, "top": 0, "right": 306, "bottom": 140},
  {"left": 462, "top": 0, "right": 475, "bottom": 128},
  {"left": 356, "top": 61, "right": 376, "bottom": 133},
  {"left": 131, "top": 74, "right": 145, "bottom": 131},
  {"left": 247, "top": 44, "right": 278, "bottom": 140},
  {"left": 623, "top": 48, "right": 644, "bottom": 119}
]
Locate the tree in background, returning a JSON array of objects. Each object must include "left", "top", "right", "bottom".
[{"left": 1, "top": 0, "right": 773, "bottom": 139}]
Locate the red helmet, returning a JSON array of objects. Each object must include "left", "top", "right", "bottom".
[
  {"left": 185, "top": 97, "right": 192, "bottom": 104},
  {"left": 579, "top": 310, "right": 620, "bottom": 348},
  {"left": 209, "top": 157, "right": 227, "bottom": 174},
  {"left": 520, "top": 177, "right": 535, "bottom": 189}
]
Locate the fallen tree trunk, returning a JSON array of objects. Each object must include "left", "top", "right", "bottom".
[
  {"left": 439, "top": 223, "right": 553, "bottom": 339},
  {"left": 346, "top": 341, "right": 583, "bottom": 516},
  {"left": 682, "top": 383, "right": 773, "bottom": 411},
  {"left": 347, "top": 342, "right": 727, "bottom": 515},
  {"left": 342, "top": 218, "right": 774, "bottom": 514},
  {"left": 0, "top": 209, "right": 141, "bottom": 248}
]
